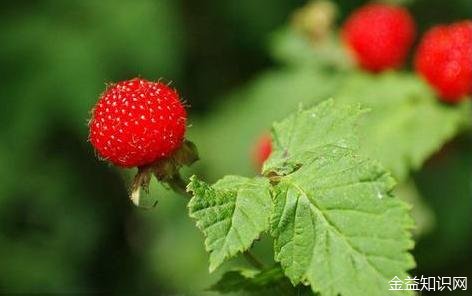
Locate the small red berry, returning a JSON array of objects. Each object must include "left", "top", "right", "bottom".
[
  {"left": 252, "top": 134, "right": 272, "bottom": 170},
  {"left": 89, "top": 78, "right": 187, "bottom": 168},
  {"left": 415, "top": 21, "right": 472, "bottom": 102},
  {"left": 342, "top": 3, "right": 416, "bottom": 72}
]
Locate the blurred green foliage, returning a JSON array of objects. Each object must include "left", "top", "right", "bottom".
[{"left": 0, "top": 0, "right": 471, "bottom": 295}]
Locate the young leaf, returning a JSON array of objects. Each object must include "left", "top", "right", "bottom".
[
  {"left": 187, "top": 175, "right": 272, "bottom": 272},
  {"left": 263, "top": 99, "right": 363, "bottom": 176},
  {"left": 336, "top": 72, "right": 471, "bottom": 180},
  {"left": 266, "top": 100, "right": 415, "bottom": 296}
]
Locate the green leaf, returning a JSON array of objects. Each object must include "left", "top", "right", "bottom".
[
  {"left": 266, "top": 100, "right": 415, "bottom": 296},
  {"left": 187, "top": 175, "right": 272, "bottom": 272},
  {"left": 263, "top": 99, "right": 363, "bottom": 175},
  {"left": 210, "top": 267, "right": 296, "bottom": 295},
  {"left": 335, "top": 72, "right": 471, "bottom": 180},
  {"left": 191, "top": 67, "right": 343, "bottom": 181}
]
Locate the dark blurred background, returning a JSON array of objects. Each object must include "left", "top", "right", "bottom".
[{"left": 0, "top": 0, "right": 471, "bottom": 295}]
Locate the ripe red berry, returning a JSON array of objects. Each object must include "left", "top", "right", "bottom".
[
  {"left": 89, "top": 78, "right": 187, "bottom": 168},
  {"left": 414, "top": 21, "right": 472, "bottom": 102},
  {"left": 252, "top": 134, "right": 272, "bottom": 170},
  {"left": 342, "top": 3, "right": 416, "bottom": 72}
]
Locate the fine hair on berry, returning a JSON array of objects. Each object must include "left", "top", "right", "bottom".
[
  {"left": 342, "top": 3, "right": 416, "bottom": 72},
  {"left": 89, "top": 78, "right": 187, "bottom": 168}
]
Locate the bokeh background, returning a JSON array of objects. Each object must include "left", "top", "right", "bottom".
[{"left": 0, "top": 0, "right": 471, "bottom": 295}]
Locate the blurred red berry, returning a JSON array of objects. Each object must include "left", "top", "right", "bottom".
[
  {"left": 89, "top": 78, "right": 187, "bottom": 168},
  {"left": 252, "top": 134, "right": 272, "bottom": 170},
  {"left": 415, "top": 21, "right": 472, "bottom": 102},
  {"left": 342, "top": 3, "right": 416, "bottom": 72}
]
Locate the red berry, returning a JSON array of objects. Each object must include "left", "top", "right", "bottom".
[
  {"left": 252, "top": 134, "right": 272, "bottom": 169},
  {"left": 89, "top": 78, "right": 187, "bottom": 168},
  {"left": 342, "top": 3, "right": 416, "bottom": 72},
  {"left": 415, "top": 21, "right": 472, "bottom": 102}
]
